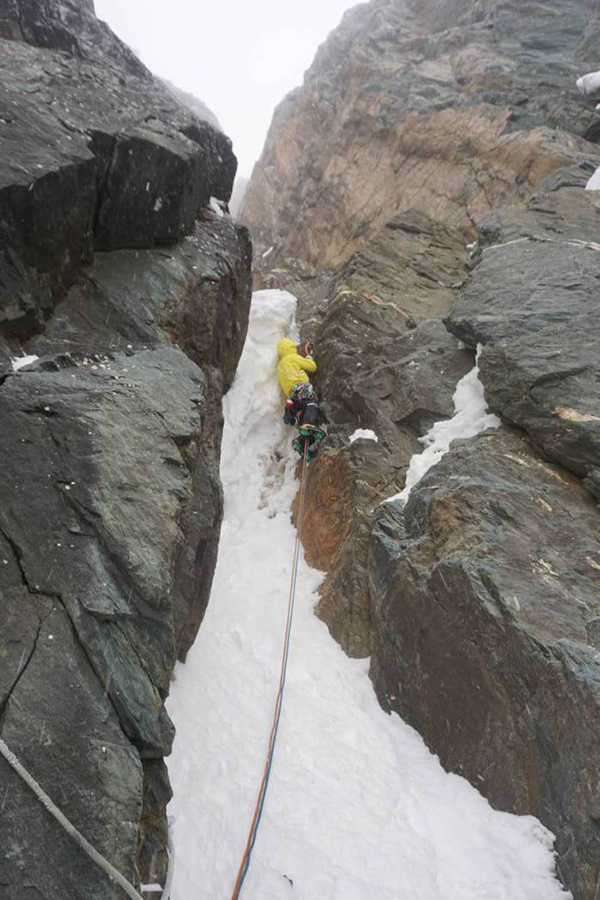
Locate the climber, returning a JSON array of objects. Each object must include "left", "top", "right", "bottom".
[{"left": 276, "top": 339, "right": 325, "bottom": 455}]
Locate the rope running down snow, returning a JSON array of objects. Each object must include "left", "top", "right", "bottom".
[
  {"left": 230, "top": 441, "right": 311, "bottom": 899},
  {"left": 0, "top": 737, "right": 148, "bottom": 900}
]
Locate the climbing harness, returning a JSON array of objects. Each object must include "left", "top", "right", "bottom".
[
  {"left": 0, "top": 737, "right": 162, "bottom": 900},
  {"left": 230, "top": 441, "right": 312, "bottom": 900}
]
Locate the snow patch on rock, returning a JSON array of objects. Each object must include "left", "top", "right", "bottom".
[
  {"left": 11, "top": 355, "right": 39, "bottom": 372},
  {"left": 349, "top": 428, "right": 379, "bottom": 444},
  {"left": 577, "top": 71, "right": 600, "bottom": 94},
  {"left": 585, "top": 166, "right": 600, "bottom": 190},
  {"left": 210, "top": 196, "right": 225, "bottom": 218},
  {"left": 385, "top": 347, "right": 500, "bottom": 504}
]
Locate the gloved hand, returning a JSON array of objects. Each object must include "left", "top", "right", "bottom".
[{"left": 283, "top": 409, "right": 296, "bottom": 425}]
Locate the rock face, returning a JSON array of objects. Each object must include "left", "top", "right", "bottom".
[
  {"left": 370, "top": 427, "right": 600, "bottom": 900},
  {"left": 241, "top": 0, "right": 600, "bottom": 268},
  {"left": 297, "top": 211, "right": 473, "bottom": 655},
  {"left": 242, "top": 1, "right": 600, "bottom": 897},
  {"left": 297, "top": 196, "right": 600, "bottom": 892},
  {"left": 0, "top": 3, "right": 252, "bottom": 898},
  {"left": 447, "top": 190, "right": 600, "bottom": 494}
]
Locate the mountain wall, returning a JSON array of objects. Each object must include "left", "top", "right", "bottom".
[
  {"left": 245, "top": 1, "right": 600, "bottom": 897},
  {"left": 242, "top": 0, "right": 600, "bottom": 267},
  {"left": 0, "top": 2, "right": 252, "bottom": 897}
]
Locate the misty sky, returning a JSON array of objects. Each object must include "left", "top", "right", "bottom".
[{"left": 94, "top": 0, "right": 359, "bottom": 178}]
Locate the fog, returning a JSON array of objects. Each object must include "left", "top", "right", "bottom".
[{"left": 94, "top": 0, "right": 359, "bottom": 178}]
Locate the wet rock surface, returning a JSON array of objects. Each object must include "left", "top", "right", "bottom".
[
  {"left": 0, "top": 3, "right": 252, "bottom": 898},
  {"left": 0, "top": 598, "right": 143, "bottom": 899},
  {"left": 369, "top": 427, "right": 600, "bottom": 898}
]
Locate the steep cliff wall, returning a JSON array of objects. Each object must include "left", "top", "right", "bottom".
[
  {"left": 300, "top": 165, "right": 600, "bottom": 900},
  {"left": 0, "top": 2, "right": 252, "bottom": 897},
  {"left": 241, "top": 0, "right": 600, "bottom": 268},
  {"left": 244, "top": 1, "right": 600, "bottom": 897}
]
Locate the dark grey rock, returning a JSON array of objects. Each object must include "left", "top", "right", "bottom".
[
  {"left": 297, "top": 212, "right": 472, "bottom": 656},
  {"left": 327, "top": 211, "right": 469, "bottom": 319},
  {"left": 0, "top": 2, "right": 253, "bottom": 895},
  {"left": 585, "top": 467, "right": 600, "bottom": 501},
  {"left": 369, "top": 426, "right": 600, "bottom": 899},
  {"left": 137, "top": 759, "right": 173, "bottom": 887},
  {"left": 0, "top": 255, "right": 250, "bottom": 895},
  {"left": 446, "top": 192, "right": 600, "bottom": 488},
  {"left": 162, "top": 79, "right": 223, "bottom": 132},
  {"left": 0, "top": 16, "right": 236, "bottom": 336},
  {"left": 537, "top": 162, "right": 598, "bottom": 191},
  {"left": 32, "top": 214, "right": 252, "bottom": 391},
  {"left": 0, "top": 0, "right": 146, "bottom": 73},
  {"left": 92, "top": 122, "right": 233, "bottom": 252},
  {"left": 0, "top": 599, "right": 142, "bottom": 899},
  {"left": 476, "top": 188, "right": 600, "bottom": 248},
  {"left": 0, "top": 348, "right": 207, "bottom": 755}
]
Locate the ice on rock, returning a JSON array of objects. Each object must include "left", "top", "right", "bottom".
[{"left": 167, "top": 294, "right": 566, "bottom": 900}]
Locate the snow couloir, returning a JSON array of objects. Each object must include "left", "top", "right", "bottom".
[{"left": 166, "top": 290, "right": 568, "bottom": 900}]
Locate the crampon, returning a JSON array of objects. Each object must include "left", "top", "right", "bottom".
[{"left": 292, "top": 423, "right": 327, "bottom": 458}]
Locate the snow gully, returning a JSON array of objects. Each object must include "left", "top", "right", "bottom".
[{"left": 166, "top": 290, "right": 568, "bottom": 900}]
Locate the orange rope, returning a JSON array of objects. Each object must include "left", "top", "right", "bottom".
[{"left": 230, "top": 443, "right": 310, "bottom": 899}]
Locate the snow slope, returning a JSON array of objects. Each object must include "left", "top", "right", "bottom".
[{"left": 166, "top": 290, "right": 569, "bottom": 900}]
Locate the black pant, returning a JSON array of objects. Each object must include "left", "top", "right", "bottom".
[{"left": 286, "top": 383, "right": 320, "bottom": 426}]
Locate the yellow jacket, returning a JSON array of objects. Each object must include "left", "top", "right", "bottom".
[{"left": 277, "top": 339, "right": 317, "bottom": 397}]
